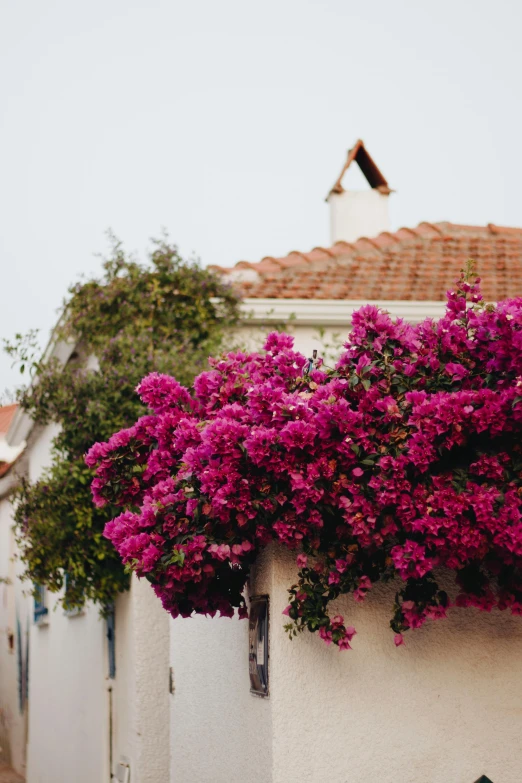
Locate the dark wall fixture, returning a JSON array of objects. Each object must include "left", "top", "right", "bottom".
[{"left": 249, "top": 595, "right": 269, "bottom": 696}]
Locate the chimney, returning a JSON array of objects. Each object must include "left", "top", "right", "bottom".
[{"left": 326, "top": 140, "right": 393, "bottom": 244}]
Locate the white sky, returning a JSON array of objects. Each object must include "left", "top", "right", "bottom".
[{"left": 1, "top": 0, "right": 521, "bottom": 394}]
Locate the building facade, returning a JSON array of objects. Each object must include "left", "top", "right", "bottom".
[{"left": 1, "top": 142, "right": 522, "bottom": 782}]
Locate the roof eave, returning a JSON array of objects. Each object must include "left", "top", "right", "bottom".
[{"left": 240, "top": 298, "right": 446, "bottom": 326}]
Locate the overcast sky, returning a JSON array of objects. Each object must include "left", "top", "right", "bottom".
[{"left": 1, "top": 0, "right": 521, "bottom": 394}]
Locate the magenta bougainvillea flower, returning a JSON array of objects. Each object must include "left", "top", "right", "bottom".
[{"left": 86, "top": 270, "right": 522, "bottom": 649}]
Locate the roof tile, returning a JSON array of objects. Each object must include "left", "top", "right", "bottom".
[
  {"left": 0, "top": 404, "right": 17, "bottom": 436},
  {"left": 216, "top": 222, "right": 522, "bottom": 301}
]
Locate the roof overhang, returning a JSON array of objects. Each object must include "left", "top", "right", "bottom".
[{"left": 240, "top": 298, "right": 446, "bottom": 326}]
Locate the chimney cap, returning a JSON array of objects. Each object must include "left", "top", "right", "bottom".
[{"left": 327, "top": 139, "right": 393, "bottom": 200}]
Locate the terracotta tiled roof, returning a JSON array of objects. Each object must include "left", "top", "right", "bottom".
[
  {"left": 0, "top": 404, "right": 18, "bottom": 478},
  {"left": 0, "top": 404, "right": 17, "bottom": 436},
  {"left": 0, "top": 463, "right": 12, "bottom": 478},
  {"left": 212, "top": 222, "right": 522, "bottom": 301}
]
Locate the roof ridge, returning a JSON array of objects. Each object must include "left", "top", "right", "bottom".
[
  {"left": 215, "top": 222, "right": 522, "bottom": 279},
  {"left": 488, "top": 223, "right": 522, "bottom": 235},
  {"left": 311, "top": 246, "right": 337, "bottom": 258},
  {"left": 0, "top": 403, "right": 18, "bottom": 437},
  {"left": 416, "top": 222, "right": 446, "bottom": 236}
]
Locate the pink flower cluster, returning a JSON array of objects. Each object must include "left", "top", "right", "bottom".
[{"left": 87, "top": 271, "right": 522, "bottom": 648}]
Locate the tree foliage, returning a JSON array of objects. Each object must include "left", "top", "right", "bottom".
[{"left": 6, "top": 238, "right": 240, "bottom": 611}]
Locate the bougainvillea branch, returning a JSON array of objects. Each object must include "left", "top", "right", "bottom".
[{"left": 88, "top": 268, "right": 522, "bottom": 647}]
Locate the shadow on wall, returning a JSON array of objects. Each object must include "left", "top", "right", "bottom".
[
  {"left": 264, "top": 547, "right": 522, "bottom": 783},
  {"left": 0, "top": 707, "right": 12, "bottom": 766}
]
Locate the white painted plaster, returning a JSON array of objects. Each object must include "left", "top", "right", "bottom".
[
  {"left": 0, "top": 423, "right": 110, "bottom": 783},
  {"left": 1, "top": 415, "right": 172, "bottom": 783},
  {"left": 0, "top": 437, "right": 24, "bottom": 465},
  {"left": 25, "top": 593, "right": 109, "bottom": 783},
  {"left": 112, "top": 575, "right": 171, "bottom": 783},
  {"left": 253, "top": 547, "right": 522, "bottom": 783},
  {"left": 129, "top": 575, "right": 170, "bottom": 783},
  {"left": 0, "top": 497, "right": 29, "bottom": 776},
  {"left": 24, "top": 429, "right": 170, "bottom": 783},
  {"left": 238, "top": 322, "right": 345, "bottom": 366},
  {"left": 240, "top": 298, "right": 446, "bottom": 326},
  {"left": 170, "top": 608, "right": 272, "bottom": 782},
  {"left": 112, "top": 587, "right": 134, "bottom": 779},
  {"left": 27, "top": 423, "right": 60, "bottom": 484},
  {"left": 328, "top": 188, "right": 390, "bottom": 244},
  {"left": 0, "top": 426, "right": 67, "bottom": 778},
  {"left": 20, "top": 562, "right": 169, "bottom": 783}
]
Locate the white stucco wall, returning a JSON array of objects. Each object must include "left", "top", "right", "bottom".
[
  {"left": 111, "top": 588, "right": 133, "bottom": 778},
  {"left": 169, "top": 541, "right": 522, "bottom": 783},
  {"left": 26, "top": 596, "right": 109, "bottom": 783},
  {"left": 237, "top": 299, "right": 447, "bottom": 363},
  {"left": 26, "top": 423, "right": 60, "bottom": 484},
  {"left": 239, "top": 323, "right": 344, "bottom": 366},
  {"left": 17, "top": 422, "right": 170, "bottom": 783},
  {"left": 252, "top": 547, "right": 522, "bottom": 783},
  {"left": 19, "top": 423, "right": 109, "bottom": 783},
  {"left": 113, "top": 576, "right": 170, "bottom": 783},
  {"left": 1, "top": 402, "right": 175, "bottom": 783},
  {"left": 0, "top": 495, "right": 30, "bottom": 776},
  {"left": 1, "top": 452, "right": 110, "bottom": 783},
  {"left": 328, "top": 188, "right": 390, "bottom": 244},
  {"left": 169, "top": 607, "right": 272, "bottom": 783},
  {"left": 24, "top": 555, "right": 169, "bottom": 783}
]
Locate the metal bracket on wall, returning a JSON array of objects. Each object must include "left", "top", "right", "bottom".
[
  {"left": 249, "top": 595, "right": 269, "bottom": 696},
  {"left": 116, "top": 758, "right": 130, "bottom": 783}
]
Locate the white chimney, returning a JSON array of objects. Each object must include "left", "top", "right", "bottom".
[{"left": 326, "top": 140, "right": 393, "bottom": 244}]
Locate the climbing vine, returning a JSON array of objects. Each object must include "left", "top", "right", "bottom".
[{"left": 6, "top": 237, "right": 240, "bottom": 610}]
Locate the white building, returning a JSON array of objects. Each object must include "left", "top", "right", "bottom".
[
  {"left": 0, "top": 404, "right": 28, "bottom": 777},
  {"left": 0, "top": 382, "right": 169, "bottom": 783},
  {"left": 2, "top": 141, "right": 522, "bottom": 783}
]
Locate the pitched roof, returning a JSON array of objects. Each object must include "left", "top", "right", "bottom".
[
  {"left": 0, "top": 404, "right": 20, "bottom": 478},
  {"left": 327, "top": 139, "right": 392, "bottom": 197},
  {"left": 0, "top": 404, "right": 17, "bottom": 436},
  {"left": 213, "top": 222, "right": 522, "bottom": 302}
]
